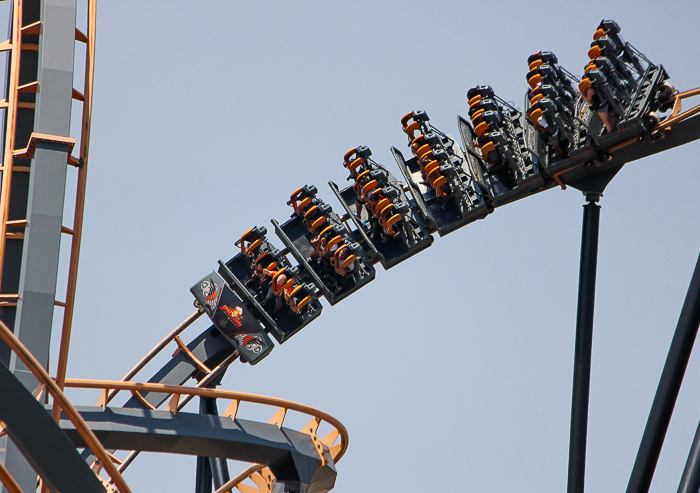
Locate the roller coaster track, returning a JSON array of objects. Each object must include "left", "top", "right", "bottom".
[
  {"left": 97, "top": 82, "right": 700, "bottom": 492},
  {"left": 164, "top": 26, "right": 700, "bottom": 492},
  {"left": 63, "top": 380, "right": 348, "bottom": 492},
  {"left": 0, "top": 316, "right": 348, "bottom": 493},
  {"left": 1, "top": 3, "right": 700, "bottom": 492}
]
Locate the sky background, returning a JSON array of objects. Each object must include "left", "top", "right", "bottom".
[{"left": 32, "top": 1, "right": 700, "bottom": 491}]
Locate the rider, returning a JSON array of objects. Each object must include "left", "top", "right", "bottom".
[
  {"left": 246, "top": 261, "right": 272, "bottom": 291},
  {"left": 579, "top": 77, "right": 617, "bottom": 134},
  {"left": 367, "top": 191, "right": 389, "bottom": 243},
  {"left": 353, "top": 174, "right": 371, "bottom": 217},
  {"left": 263, "top": 272, "right": 291, "bottom": 315},
  {"left": 333, "top": 245, "right": 356, "bottom": 293}
]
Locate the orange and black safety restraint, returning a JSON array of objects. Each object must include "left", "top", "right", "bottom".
[
  {"left": 289, "top": 188, "right": 316, "bottom": 215},
  {"left": 288, "top": 284, "right": 312, "bottom": 313},
  {"left": 239, "top": 229, "right": 262, "bottom": 256},
  {"left": 344, "top": 147, "right": 368, "bottom": 178}
]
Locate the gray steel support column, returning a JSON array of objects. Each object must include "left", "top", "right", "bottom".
[
  {"left": 567, "top": 194, "right": 601, "bottom": 493},
  {"left": 626, "top": 250, "right": 700, "bottom": 493},
  {"left": 677, "top": 419, "right": 700, "bottom": 493},
  {"left": 2, "top": 2, "right": 77, "bottom": 492},
  {"left": 0, "top": 362, "right": 105, "bottom": 493},
  {"left": 10, "top": 0, "right": 76, "bottom": 389}
]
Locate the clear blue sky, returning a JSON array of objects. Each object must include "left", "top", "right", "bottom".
[{"left": 50, "top": 1, "right": 700, "bottom": 491}]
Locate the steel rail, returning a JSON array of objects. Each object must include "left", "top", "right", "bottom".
[
  {"left": 215, "top": 464, "right": 266, "bottom": 493},
  {"left": 0, "top": 0, "right": 23, "bottom": 289},
  {"left": 110, "top": 350, "right": 240, "bottom": 477},
  {"left": 104, "top": 309, "right": 203, "bottom": 405},
  {"left": 173, "top": 349, "right": 240, "bottom": 411},
  {"left": 67, "top": 378, "right": 348, "bottom": 493},
  {"left": 657, "top": 105, "right": 700, "bottom": 132},
  {"left": 577, "top": 86, "right": 700, "bottom": 159},
  {"left": 63, "top": 378, "right": 349, "bottom": 462},
  {"left": 675, "top": 87, "right": 700, "bottom": 100},
  {"left": 655, "top": 86, "right": 700, "bottom": 131},
  {"left": 0, "top": 319, "right": 132, "bottom": 493},
  {"left": 0, "top": 461, "right": 22, "bottom": 493},
  {"left": 75, "top": 312, "right": 235, "bottom": 482}
]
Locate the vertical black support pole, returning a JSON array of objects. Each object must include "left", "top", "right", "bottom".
[
  {"left": 626, "top": 250, "right": 700, "bottom": 493},
  {"left": 210, "top": 455, "right": 232, "bottom": 490},
  {"left": 194, "top": 450, "right": 213, "bottom": 493},
  {"left": 194, "top": 393, "right": 214, "bottom": 493},
  {"left": 194, "top": 370, "right": 230, "bottom": 493},
  {"left": 567, "top": 194, "right": 601, "bottom": 493},
  {"left": 194, "top": 395, "right": 231, "bottom": 493},
  {"left": 203, "top": 397, "right": 231, "bottom": 489},
  {"left": 677, "top": 419, "right": 700, "bottom": 493}
]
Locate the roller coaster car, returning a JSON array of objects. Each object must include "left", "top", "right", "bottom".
[
  {"left": 522, "top": 53, "right": 598, "bottom": 175},
  {"left": 329, "top": 146, "right": 433, "bottom": 269},
  {"left": 602, "top": 64, "right": 670, "bottom": 138},
  {"left": 273, "top": 189, "right": 375, "bottom": 305},
  {"left": 468, "top": 100, "right": 500, "bottom": 119},
  {"left": 392, "top": 111, "right": 489, "bottom": 237},
  {"left": 579, "top": 20, "right": 673, "bottom": 143},
  {"left": 456, "top": 115, "right": 492, "bottom": 200},
  {"left": 461, "top": 89, "right": 542, "bottom": 201},
  {"left": 218, "top": 227, "right": 323, "bottom": 344},
  {"left": 589, "top": 20, "right": 645, "bottom": 77},
  {"left": 526, "top": 98, "right": 579, "bottom": 160},
  {"left": 190, "top": 271, "right": 274, "bottom": 365}
]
